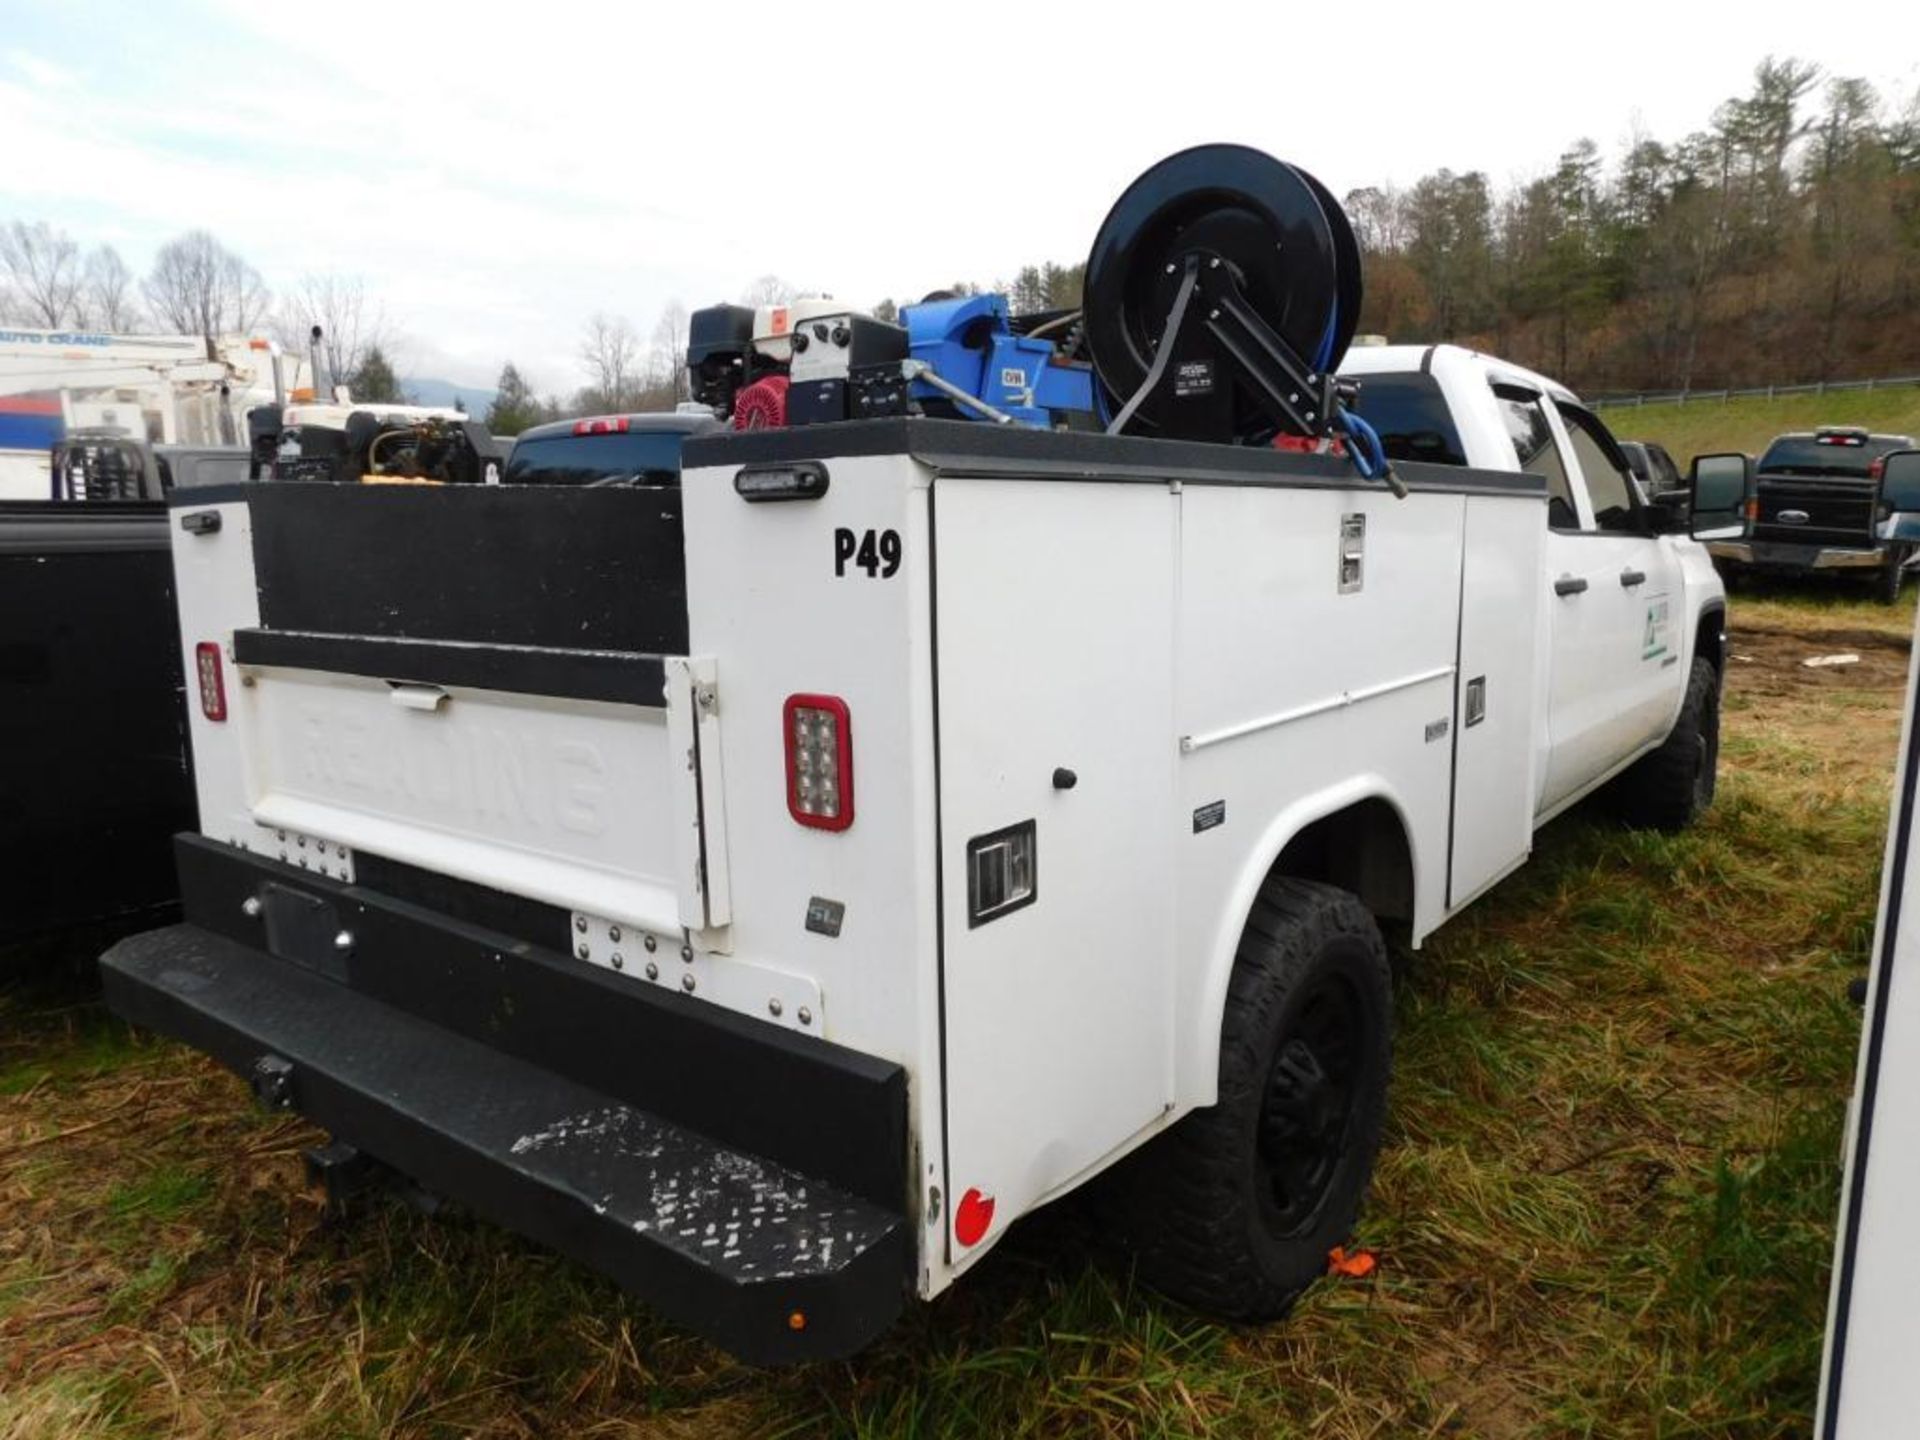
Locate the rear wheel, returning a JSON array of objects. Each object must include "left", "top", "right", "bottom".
[
  {"left": 1102, "top": 877, "right": 1392, "bottom": 1318},
  {"left": 1608, "top": 656, "right": 1720, "bottom": 832}
]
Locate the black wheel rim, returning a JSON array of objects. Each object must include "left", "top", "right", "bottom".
[
  {"left": 1255, "top": 972, "right": 1365, "bottom": 1236},
  {"left": 1695, "top": 685, "right": 1720, "bottom": 807}
]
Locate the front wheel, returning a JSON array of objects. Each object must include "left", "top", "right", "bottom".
[
  {"left": 1101, "top": 877, "right": 1392, "bottom": 1319},
  {"left": 1878, "top": 546, "right": 1910, "bottom": 606},
  {"left": 1607, "top": 656, "right": 1720, "bottom": 832}
]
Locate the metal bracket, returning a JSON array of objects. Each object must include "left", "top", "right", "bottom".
[
  {"left": 1194, "top": 258, "right": 1337, "bottom": 438},
  {"left": 569, "top": 910, "right": 823, "bottom": 1034},
  {"left": 665, "top": 656, "right": 731, "bottom": 933},
  {"left": 233, "top": 823, "right": 355, "bottom": 882}
]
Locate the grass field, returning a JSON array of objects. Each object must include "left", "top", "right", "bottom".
[
  {"left": 2, "top": 590, "right": 1910, "bottom": 1439},
  {"left": 1598, "top": 384, "right": 1920, "bottom": 469}
]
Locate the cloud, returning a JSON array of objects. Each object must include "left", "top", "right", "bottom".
[
  {"left": 5, "top": 49, "right": 75, "bottom": 90},
  {"left": 2, "top": 0, "right": 1915, "bottom": 394}
]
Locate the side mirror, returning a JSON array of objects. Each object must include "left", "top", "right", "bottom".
[
  {"left": 1689, "top": 452, "right": 1751, "bottom": 540},
  {"left": 1881, "top": 450, "right": 1920, "bottom": 513}
]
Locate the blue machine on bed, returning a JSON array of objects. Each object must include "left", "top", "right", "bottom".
[{"left": 898, "top": 294, "right": 1095, "bottom": 429}]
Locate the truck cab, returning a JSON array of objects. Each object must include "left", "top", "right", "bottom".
[{"left": 1342, "top": 345, "right": 1725, "bottom": 827}]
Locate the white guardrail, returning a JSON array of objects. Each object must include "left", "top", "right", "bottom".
[{"left": 1591, "top": 375, "right": 1920, "bottom": 409}]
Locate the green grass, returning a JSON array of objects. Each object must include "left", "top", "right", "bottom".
[
  {"left": 0, "top": 589, "right": 1904, "bottom": 1439},
  {"left": 1598, "top": 383, "right": 1920, "bottom": 469}
]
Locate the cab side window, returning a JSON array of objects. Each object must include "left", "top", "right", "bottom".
[
  {"left": 1496, "top": 393, "right": 1577, "bottom": 529},
  {"left": 1555, "top": 403, "right": 1640, "bottom": 533}
]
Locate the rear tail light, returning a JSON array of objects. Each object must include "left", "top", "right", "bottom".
[
  {"left": 195, "top": 641, "right": 228, "bottom": 721},
  {"left": 1871, "top": 456, "right": 1887, "bottom": 480},
  {"left": 784, "top": 694, "right": 852, "bottom": 831}
]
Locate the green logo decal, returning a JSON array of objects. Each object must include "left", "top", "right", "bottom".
[{"left": 1642, "top": 597, "right": 1671, "bottom": 661}]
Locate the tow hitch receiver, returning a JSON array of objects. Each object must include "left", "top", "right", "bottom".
[{"left": 303, "top": 1139, "right": 381, "bottom": 1206}]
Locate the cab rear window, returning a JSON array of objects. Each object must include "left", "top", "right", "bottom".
[
  {"left": 1340, "top": 372, "right": 1468, "bottom": 467},
  {"left": 504, "top": 430, "right": 686, "bottom": 486}
]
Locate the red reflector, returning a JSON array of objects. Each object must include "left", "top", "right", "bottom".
[
  {"left": 195, "top": 642, "right": 228, "bottom": 721},
  {"left": 783, "top": 694, "right": 853, "bottom": 831},
  {"left": 954, "top": 1187, "right": 995, "bottom": 1246}
]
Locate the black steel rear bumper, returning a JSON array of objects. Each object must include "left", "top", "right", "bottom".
[{"left": 100, "top": 837, "right": 911, "bottom": 1364}]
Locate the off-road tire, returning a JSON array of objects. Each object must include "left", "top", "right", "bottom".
[
  {"left": 1608, "top": 656, "right": 1720, "bottom": 832},
  {"left": 1878, "top": 546, "right": 1910, "bottom": 606},
  {"left": 1101, "top": 877, "right": 1392, "bottom": 1319}
]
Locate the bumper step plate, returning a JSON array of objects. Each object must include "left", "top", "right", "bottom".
[{"left": 102, "top": 923, "right": 908, "bottom": 1363}]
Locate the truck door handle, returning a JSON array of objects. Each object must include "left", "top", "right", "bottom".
[
  {"left": 1553, "top": 575, "right": 1589, "bottom": 596},
  {"left": 388, "top": 683, "right": 449, "bottom": 712},
  {"left": 1620, "top": 568, "right": 1647, "bottom": 588}
]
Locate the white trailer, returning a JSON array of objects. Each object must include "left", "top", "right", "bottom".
[{"left": 100, "top": 336, "right": 1728, "bottom": 1361}]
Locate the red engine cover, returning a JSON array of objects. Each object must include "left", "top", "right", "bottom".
[{"left": 733, "top": 375, "right": 789, "bottom": 430}]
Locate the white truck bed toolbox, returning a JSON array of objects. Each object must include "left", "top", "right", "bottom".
[{"left": 100, "top": 835, "right": 910, "bottom": 1364}]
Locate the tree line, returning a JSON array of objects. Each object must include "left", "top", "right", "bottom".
[
  {"left": 0, "top": 222, "right": 410, "bottom": 403},
  {"left": 928, "top": 60, "right": 1918, "bottom": 397},
  {"left": 1342, "top": 57, "right": 1920, "bottom": 394}
]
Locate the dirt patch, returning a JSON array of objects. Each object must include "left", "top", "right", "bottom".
[{"left": 1726, "top": 620, "right": 1912, "bottom": 699}]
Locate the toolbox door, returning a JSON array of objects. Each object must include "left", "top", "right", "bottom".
[
  {"left": 933, "top": 476, "right": 1177, "bottom": 1262},
  {"left": 1448, "top": 494, "right": 1545, "bottom": 905}
]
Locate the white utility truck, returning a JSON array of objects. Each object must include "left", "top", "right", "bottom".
[{"left": 102, "top": 147, "right": 1728, "bottom": 1363}]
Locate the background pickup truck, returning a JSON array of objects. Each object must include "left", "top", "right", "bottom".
[
  {"left": 1620, "top": 438, "right": 1685, "bottom": 507},
  {"left": 101, "top": 342, "right": 1725, "bottom": 1364},
  {"left": 1707, "top": 426, "right": 1919, "bottom": 603}
]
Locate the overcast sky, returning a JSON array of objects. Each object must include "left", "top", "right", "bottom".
[{"left": 2, "top": 0, "right": 1914, "bottom": 395}]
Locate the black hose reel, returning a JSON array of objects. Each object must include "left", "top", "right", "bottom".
[{"left": 1084, "top": 144, "right": 1398, "bottom": 492}]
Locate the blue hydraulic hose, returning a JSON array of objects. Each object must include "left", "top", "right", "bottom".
[
  {"left": 1316, "top": 294, "right": 1404, "bottom": 494},
  {"left": 1334, "top": 407, "right": 1387, "bottom": 478},
  {"left": 1312, "top": 309, "right": 1337, "bottom": 375}
]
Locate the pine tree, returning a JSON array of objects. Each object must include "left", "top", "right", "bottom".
[
  {"left": 351, "top": 344, "right": 402, "bottom": 403},
  {"left": 485, "top": 362, "right": 544, "bottom": 434}
]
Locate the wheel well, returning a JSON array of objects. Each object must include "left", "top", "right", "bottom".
[
  {"left": 1694, "top": 605, "right": 1725, "bottom": 675},
  {"left": 1270, "top": 797, "right": 1414, "bottom": 923}
]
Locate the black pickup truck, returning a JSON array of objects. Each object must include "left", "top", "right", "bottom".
[
  {"left": 1705, "top": 426, "right": 1920, "bottom": 603},
  {"left": 1, "top": 437, "right": 245, "bottom": 954}
]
